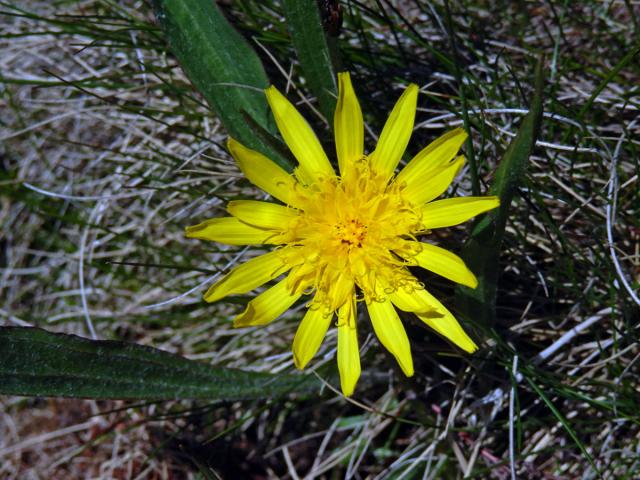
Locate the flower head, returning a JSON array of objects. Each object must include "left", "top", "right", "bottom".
[{"left": 186, "top": 73, "right": 499, "bottom": 396}]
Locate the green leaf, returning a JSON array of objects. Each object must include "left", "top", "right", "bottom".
[
  {"left": 456, "top": 57, "right": 545, "bottom": 326},
  {"left": 576, "top": 41, "right": 640, "bottom": 122},
  {"left": 526, "top": 377, "right": 600, "bottom": 474},
  {"left": 282, "top": 0, "right": 337, "bottom": 122},
  {"left": 152, "top": 0, "right": 293, "bottom": 170},
  {"left": 0, "top": 327, "right": 319, "bottom": 400}
]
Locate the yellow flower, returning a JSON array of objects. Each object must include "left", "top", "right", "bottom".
[{"left": 186, "top": 73, "right": 499, "bottom": 396}]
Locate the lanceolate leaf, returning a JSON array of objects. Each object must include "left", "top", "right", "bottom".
[
  {"left": 0, "top": 327, "right": 319, "bottom": 400},
  {"left": 282, "top": 0, "right": 338, "bottom": 122},
  {"left": 456, "top": 58, "right": 545, "bottom": 326},
  {"left": 152, "top": 0, "right": 293, "bottom": 170}
]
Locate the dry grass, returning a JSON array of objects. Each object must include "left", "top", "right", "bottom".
[{"left": 1, "top": 0, "right": 639, "bottom": 478}]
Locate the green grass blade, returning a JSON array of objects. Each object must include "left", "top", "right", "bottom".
[
  {"left": 0, "top": 327, "right": 319, "bottom": 400},
  {"left": 525, "top": 377, "right": 600, "bottom": 475},
  {"left": 443, "top": 0, "right": 479, "bottom": 196},
  {"left": 577, "top": 41, "right": 640, "bottom": 121},
  {"left": 152, "top": 0, "right": 293, "bottom": 170},
  {"left": 455, "top": 57, "right": 545, "bottom": 326},
  {"left": 282, "top": 0, "right": 337, "bottom": 122}
]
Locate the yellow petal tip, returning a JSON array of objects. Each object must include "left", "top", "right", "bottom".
[
  {"left": 456, "top": 332, "right": 479, "bottom": 353},
  {"left": 226, "top": 136, "right": 241, "bottom": 154},
  {"left": 264, "top": 85, "right": 279, "bottom": 99},
  {"left": 459, "top": 337, "right": 479, "bottom": 354},
  {"left": 340, "top": 379, "right": 357, "bottom": 397},
  {"left": 292, "top": 352, "right": 306, "bottom": 370},
  {"left": 232, "top": 306, "right": 252, "bottom": 328},
  {"left": 342, "top": 389, "right": 354, "bottom": 398},
  {"left": 225, "top": 200, "right": 239, "bottom": 216},
  {"left": 399, "top": 359, "right": 414, "bottom": 377},
  {"left": 184, "top": 225, "right": 196, "bottom": 238},
  {"left": 203, "top": 283, "right": 224, "bottom": 303},
  {"left": 203, "top": 292, "right": 217, "bottom": 304},
  {"left": 450, "top": 126, "right": 468, "bottom": 139}
]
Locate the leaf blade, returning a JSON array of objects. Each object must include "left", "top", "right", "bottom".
[
  {"left": 455, "top": 57, "right": 545, "bottom": 326},
  {"left": 152, "top": 0, "right": 293, "bottom": 170},
  {"left": 282, "top": 0, "right": 337, "bottom": 122},
  {"left": 0, "top": 327, "right": 319, "bottom": 400}
]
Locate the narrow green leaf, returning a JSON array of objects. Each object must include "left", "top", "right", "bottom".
[
  {"left": 577, "top": 41, "right": 640, "bottom": 121},
  {"left": 526, "top": 377, "right": 600, "bottom": 474},
  {"left": 443, "top": 0, "right": 479, "bottom": 196},
  {"left": 152, "top": 0, "right": 293, "bottom": 170},
  {"left": 282, "top": 0, "right": 337, "bottom": 122},
  {"left": 456, "top": 57, "right": 545, "bottom": 326},
  {"left": 0, "top": 327, "right": 319, "bottom": 400}
]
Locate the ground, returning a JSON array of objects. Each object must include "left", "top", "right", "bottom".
[{"left": 1, "top": 1, "right": 639, "bottom": 478}]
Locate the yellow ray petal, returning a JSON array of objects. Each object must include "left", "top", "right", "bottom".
[
  {"left": 265, "top": 86, "right": 335, "bottom": 184},
  {"left": 227, "top": 137, "right": 302, "bottom": 207},
  {"left": 328, "top": 272, "right": 355, "bottom": 312},
  {"left": 421, "top": 196, "right": 500, "bottom": 229},
  {"left": 334, "top": 72, "right": 363, "bottom": 177},
  {"left": 227, "top": 200, "right": 298, "bottom": 230},
  {"left": 369, "top": 84, "right": 419, "bottom": 180},
  {"left": 292, "top": 305, "right": 333, "bottom": 369},
  {"left": 366, "top": 299, "right": 414, "bottom": 377},
  {"left": 185, "top": 217, "right": 279, "bottom": 245},
  {"left": 390, "top": 287, "right": 477, "bottom": 353},
  {"left": 337, "top": 296, "right": 360, "bottom": 396},
  {"left": 396, "top": 127, "right": 467, "bottom": 193},
  {"left": 388, "top": 287, "right": 430, "bottom": 313},
  {"left": 402, "top": 155, "right": 465, "bottom": 206},
  {"left": 234, "top": 277, "right": 301, "bottom": 327},
  {"left": 204, "top": 248, "right": 302, "bottom": 303},
  {"left": 409, "top": 242, "right": 478, "bottom": 288}
]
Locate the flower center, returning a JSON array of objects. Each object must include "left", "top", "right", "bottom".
[
  {"left": 335, "top": 218, "right": 367, "bottom": 248},
  {"left": 287, "top": 158, "right": 424, "bottom": 309}
]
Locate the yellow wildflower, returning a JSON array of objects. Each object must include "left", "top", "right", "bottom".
[{"left": 186, "top": 73, "right": 499, "bottom": 396}]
